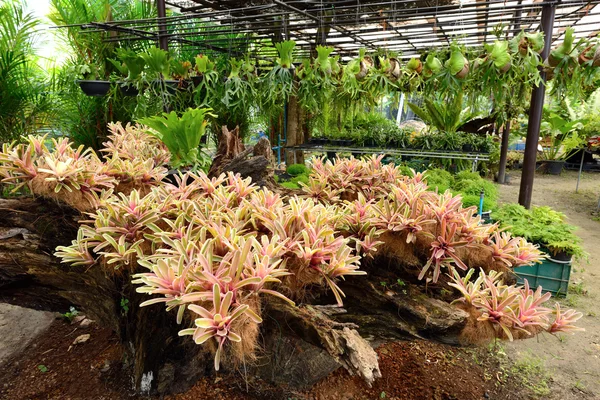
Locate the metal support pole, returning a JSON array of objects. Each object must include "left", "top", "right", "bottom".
[
  {"left": 576, "top": 149, "right": 585, "bottom": 193},
  {"left": 518, "top": 0, "right": 555, "bottom": 209},
  {"left": 157, "top": 0, "right": 168, "bottom": 51},
  {"left": 497, "top": 120, "right": 511, "bottom": 184}
]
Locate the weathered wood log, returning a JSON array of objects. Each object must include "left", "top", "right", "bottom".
[
  {"left": 0, "top": 197, "right": 208, "bottom": 395},
  {"left": 263, "top": 301, "right": 381, "bottom": 387},
  {"left": 0, "top": 196, "right": 470, "bottom": 396},
  {"left": 0, "top": 197, "right": 117, "bottom": 327},
  {"left": 208, "top": 126, "right": 279, "bottom": 189}
]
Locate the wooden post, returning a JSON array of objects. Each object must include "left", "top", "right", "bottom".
[{"left": 518, "top": 0, "right": 555, "bottom": 208}]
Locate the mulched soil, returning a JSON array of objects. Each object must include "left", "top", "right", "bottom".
[{"left": 0, "top": 318, "right": 531, "bottom": 400}]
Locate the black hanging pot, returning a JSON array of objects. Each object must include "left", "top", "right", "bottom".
[
  {"left": 77, "top": 80, "right": 110, "bottom": 96},
  {"left": 191, "top": 75, "right": 203, "bottom": 87},
  {"left": 118, "top": 83, "right": 139, "bottom": 96}
]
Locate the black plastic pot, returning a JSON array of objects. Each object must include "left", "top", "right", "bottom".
[
  {"left": 462, "top": 144, "right": 474, "bottom": 152},
  {"left": 119, "top": 83, "right": 139, "bottom": 96},
  {"left": 550, "top": 250, "right": 573, "bottom": 263},
  {"left": 340, "top": 140, "right": 353, "bottom": 147},
  {"left": 77, "top": 80, "right": 110, "bottom": 96},
  {"left": 542, "top": 160, "right": 565, "bottom": 175},
  {"left": 191, "top": 76, "right": 203, "bottom": 87},
  {"left": 481, "top": 211, "right": 492, "bottom": 222}
]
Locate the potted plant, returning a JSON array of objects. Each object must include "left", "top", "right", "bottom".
[
  {"left": 140, "top": 47, "right": 177, "bottom": 94},
  {"left": 260, "top": 40, "right": 296, "bottom": 118},
  {"left": 74, "top": 63, "right": 110, "bottom": 96},
  {"left": 445, "top": 44, "right": 470, "bottom": 79},
  {"left": 139, "top": 107, "right": 216, "bottom": 182},
  {"left": 171, "top": 59, "right": 192, "bottom": 88},
  {"left": 495, "top": 204, "right": 586, "bottom": 263},
  {"left": 538, "top": 106, "right": 585, "bottom": 174},
  {"left": 423, "top": 54, "right": 443, "bottom": 77},
  {"left": 108, "top": 48, "right": 145, "bottom": 96},
  {"left": 408, "top": 92, "right": 475, "bottom": 135}
]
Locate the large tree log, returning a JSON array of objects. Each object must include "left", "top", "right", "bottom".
[
  {"left": 0, "top": 197, "right": 469, "bottom": 396},
  {"left": 0, "top": 197, "right": 208, "bottom": 394}
]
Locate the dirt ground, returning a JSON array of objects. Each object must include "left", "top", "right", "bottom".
[
  {"left": 499, "top": 170, "right": 600, "bottom": 399},
  {"left": 0, "top": 317, "right": 533, "bottom": 400}
]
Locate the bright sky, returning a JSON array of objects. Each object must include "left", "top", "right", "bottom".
[{"left": 24, "top": 0, "right": 66, "bottom": 67}]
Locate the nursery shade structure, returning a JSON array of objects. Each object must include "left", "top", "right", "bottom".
[
  {"left": 71, "top": 0, "right": 600, "bottom": 60},
  {"left": 62, "top": 0, "right": 600, "bottom": 204}
]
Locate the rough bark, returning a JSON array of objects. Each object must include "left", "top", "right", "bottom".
[
  {"left": 285, "top": 95, "right": 305, "bottom": 166},
  {"left": 208, "top": 125, "right": 279, "bottom": 189},
  {"left": 0, "top": 197, "right": 117, "bottom": 327}
]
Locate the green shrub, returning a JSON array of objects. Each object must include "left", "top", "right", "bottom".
[
  {"left": 455, "top": 170, "right": 481, "bottom": 182},
  {"left": 455, "top": 179, "right": 498, "bottom": 201},
  {"left": 424, "top": 168, "right": 454, "bottom": 192},
  {"left": 494, "top": 203, "right": 585, "bottom": 259},
  {"left": 291, "top": 174, "right": 310, "bottom": 185},
  {"left": 281, "top": 181, "right": 300, "bottom": 189},
  {"left": 398, "top": 165, "right": 415, "bottom": 177},
  {"left": 461, "top": 194, "right": 497, "bottom": 212},
  {"left": 286, "top": 164, "right": 309, "bottom": 176}
]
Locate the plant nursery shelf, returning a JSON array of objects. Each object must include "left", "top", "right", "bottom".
[{"left": 287, "top": 144, "right": 490, "bottom": 170}]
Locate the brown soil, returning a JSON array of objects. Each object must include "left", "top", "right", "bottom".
[
  {"left": 307, "top": 341, "right": 527, "bottom": 400},
  {"left": 0, "top": 319, "right": 133, "bottom": 400},
  {"left": 0, "top": 316, "right": 530, "bottom": 400}
]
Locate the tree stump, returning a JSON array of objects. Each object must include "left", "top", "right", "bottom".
[{"left": 208, "top": 125, "right": 279, "bottom": 189}]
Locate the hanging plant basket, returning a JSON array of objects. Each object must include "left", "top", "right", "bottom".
[
  {"left": 593, "top": 46, "right": 600, "bottom": 67},
  {"left": 118, "top": 82, "right": 139, "bottom": 96},
  {"left": 386, "top": 58, "right": 401, "bottom": 80},
  {"left": 355, "top": 55, "right": 373, "bottom": 80},
  {"left": 77, "top": 80, "right": 110, "bottom": 97},
  {"left": 151, "top": 79, "right": 180, "bottom": 94}
]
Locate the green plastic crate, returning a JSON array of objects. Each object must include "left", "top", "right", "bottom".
[{"left": 514, "top": 257, "right": 571, "bottom": 297}]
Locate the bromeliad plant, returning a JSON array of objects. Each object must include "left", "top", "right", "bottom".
[
  {"left": 45, "top": 152, "right": 580, "bottom": 372},
  {"left": 450, "top": 268, "right": 583, "bottom": 340},
  {"left": 0, "top": 123, "right": 167, "bottom": 210}
]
